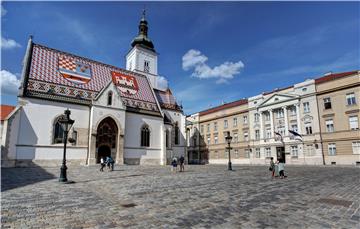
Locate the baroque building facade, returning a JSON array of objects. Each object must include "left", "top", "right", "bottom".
[
  {"left": 186, "top": 70, "right": 360, "bottom": 165},
  {"left": 1, "top": 13, "right": 186, "bottom": 167}
]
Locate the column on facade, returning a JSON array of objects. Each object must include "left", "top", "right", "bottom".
[
  {"left": 296, "top": 103, "right": 302, "bottom": 134},
  {"left": 259, "top": 112, "right": 264, "bottom": 140},
  {"left": 269, "top": 109, "right": 274, "bottom": 138},
  {"left": 283, "top": 106, "right": 288, "bottom": 136}
]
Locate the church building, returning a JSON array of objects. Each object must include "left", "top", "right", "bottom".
[{"left": 1, "top": 12, "right": 186, "bottom": 167}]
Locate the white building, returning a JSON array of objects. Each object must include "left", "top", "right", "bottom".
[
  {"left": 1, "top": 13, "right": 186, "bottom": 167},
  {"left": 248, "top": 79, "right": 323, "bottom": 165}
]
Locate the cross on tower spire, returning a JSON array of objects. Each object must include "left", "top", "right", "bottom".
[{"left": 130, "top": 9, "right": 155, "bottom": 51}]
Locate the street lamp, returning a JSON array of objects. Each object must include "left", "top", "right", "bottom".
[
  {"left": 225, "top": 131, "right": 233, "bottom": 170},
  {"left": 58, "top": 109, "right": 75, "bottom": 183}
]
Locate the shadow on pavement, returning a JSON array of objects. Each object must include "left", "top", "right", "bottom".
[{"left": 1, "top": 163, "right": 56, "bottom": 192}]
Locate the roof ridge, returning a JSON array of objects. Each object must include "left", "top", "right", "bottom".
[{"left": 199, "top": 98, "right": 248, "bottom": 115}]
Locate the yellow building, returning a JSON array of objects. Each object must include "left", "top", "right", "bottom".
[
  {"left": 186, "top": 70, "right": 360, "bottom": 165},
  {"left": 187, "top": 99, "right": 249, "bottom": 164},
  {"left": 315, "top": 71, "right": 360, "bottom": 165}
]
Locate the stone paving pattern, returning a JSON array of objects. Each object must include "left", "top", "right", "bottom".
[{"left": 1, "top": 165, "right": 360, "bottom": 228}]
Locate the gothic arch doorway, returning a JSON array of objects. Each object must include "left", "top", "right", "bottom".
[{"left": 96, "top": 117, "right": 118, "bottom": 163}]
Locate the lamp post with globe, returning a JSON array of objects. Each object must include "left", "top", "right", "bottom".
[
  {"left": 58, "top": 109, "right": 75, "bottom": 183},
  {"left": 225, "top": 131, "right": 233, "bottom": 170}
]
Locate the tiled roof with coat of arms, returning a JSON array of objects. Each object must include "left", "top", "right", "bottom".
[{"left": 24, "top": 42, "right": 160, "bottom": 114}]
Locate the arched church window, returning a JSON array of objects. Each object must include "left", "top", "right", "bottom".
[
  {"left": 144, "top": 60, "right": 150, "bottom": 73},
  {"left": 141, "top": 125, "right": 150, "bottom": 147},
  {"left": 107, "top": 91, "right": 113, "bottom": 106},
  {"left": 53, "top": 117, "right": 64, "bottom": 144},
  {"left": 175, "top": 122, "right": 180, "bottom": 145}
]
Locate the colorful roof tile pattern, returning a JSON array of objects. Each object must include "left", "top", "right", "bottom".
[
  {"left": 26, "top": 43, "right": 159, "bottom": 113},
  {"left": 154, "top": 89, "right": 182, "bottom": 112}
]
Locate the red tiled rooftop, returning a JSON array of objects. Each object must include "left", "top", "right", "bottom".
[
  {"left": 1, "top": 105, "right": 16, "bottom": 121},
  {"left": 199, "top": 99, "right": 248, "bottom": 116},
  {"left": 315, "top": 71, "right": 359, "bottom": 84}
]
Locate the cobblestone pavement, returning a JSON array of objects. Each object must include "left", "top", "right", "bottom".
[{"left": 1, "top": 165, "right": 360, "bottom": 228}]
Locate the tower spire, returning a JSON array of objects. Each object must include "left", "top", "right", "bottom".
[{"left": 131, "top": 9, "right": 155, "bottom": 51}]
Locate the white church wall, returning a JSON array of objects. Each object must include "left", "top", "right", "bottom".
[
  {"left": 124, "top": 112, "right": 164, "bottom": 165},
  {"left": 18, "top": 98, "right": 89, "bottom": 146},
  {"left": 13, "top": 98, "right": 90, "bottom": 165}
]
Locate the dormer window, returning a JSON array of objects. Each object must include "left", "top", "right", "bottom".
[
  {"left": 144, "top": 60, "right": 150, "bottom": 73},
  {"left": 107, "top": 91, "right": 113, "bottom": 106}
]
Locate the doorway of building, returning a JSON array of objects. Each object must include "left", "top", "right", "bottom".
[
  {"left": 96, "top": 117, "right": 118, "bottom": 163},
  {"left": 276, "top": 147, "right": 286, "bottom": 163},
  {"left": 97, "top": 145, "right": 111, "bottom": 163}
]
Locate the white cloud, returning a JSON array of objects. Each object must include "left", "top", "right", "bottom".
[
  {"left": 182, "top": 49, "right": 244, "bottom": 83},
  {"left": 157, "top": 76, "right": 168, "bottom": 91},
  {"left": 182, "top": 49, "right": 208, "bottom": 70},
  {"left": 1, "top": 5, "right": 7, "bottom": 17},
  {"left": 1, "top": 37, "right": 21, "bottom": 49},
  {"left": 0, "top": 70, "right": 20, "bottom": 95}
]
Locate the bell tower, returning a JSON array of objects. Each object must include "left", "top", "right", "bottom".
[{"left": 126, "top": 10, "right": 158, "bottom": 88}]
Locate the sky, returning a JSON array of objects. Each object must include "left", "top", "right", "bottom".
[{"left": 1, "top": 1, "right": 359, "bottom": 115}]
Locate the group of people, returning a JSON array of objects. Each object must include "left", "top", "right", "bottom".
[
  {"left": 100, "top": 156, "right": 115, "bottom": 172},
  {"left": 171, "top": 155, "right": 185, "bottom": 172},
  {"left": 269, "top": 157, "right": 286, "bottom": 179}
]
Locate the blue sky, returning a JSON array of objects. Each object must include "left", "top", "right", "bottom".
[{"left": 1, "top": 1, "right": 359, "bottom": 114}]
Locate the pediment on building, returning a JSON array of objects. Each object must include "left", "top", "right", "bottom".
[
  {"left": 257, "top": 93, "right": 299, "bottom": 108},
  {"left": 93, "top": 80, "right": 125, "bottom": 109}
]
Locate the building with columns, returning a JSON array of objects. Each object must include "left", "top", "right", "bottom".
[
  {"left": 186, "top": 70, "right": 359, "bottom": 165},
  {"left": 1, "top": 12, "right": 186, "bottom": 167},
  {"left": 248, "top": 79, "right": 323, "bottom": 165}
]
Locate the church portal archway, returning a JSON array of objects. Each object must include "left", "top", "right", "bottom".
[{"left": 96, "top": 117, "right": 118, "bottom": 163}]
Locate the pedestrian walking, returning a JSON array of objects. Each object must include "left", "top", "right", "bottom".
[
  {"left": 269, "top": 157, "right": 275, "bottom": 178},
  {"left": 99, "top": 157, "right": 105, "bottom": 172},
  {"left": 106, "top": 156, "right": 115, "bottom": 171},
  {"left": 278, "top": 160, "right": 285, "bottom": 179},
  {"left": 179, "top": 155, "right": 185, "bottom": 172},
  {"left": 171, "top": 157, "right": 178, "bottom": 172}
]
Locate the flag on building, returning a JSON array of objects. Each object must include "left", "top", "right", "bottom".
[
  {"left": 289, "top": 130, "right": 302, "bottom": 140},
  {"left": 274, "top": 131, "right": 283, "bottom": 142}
]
